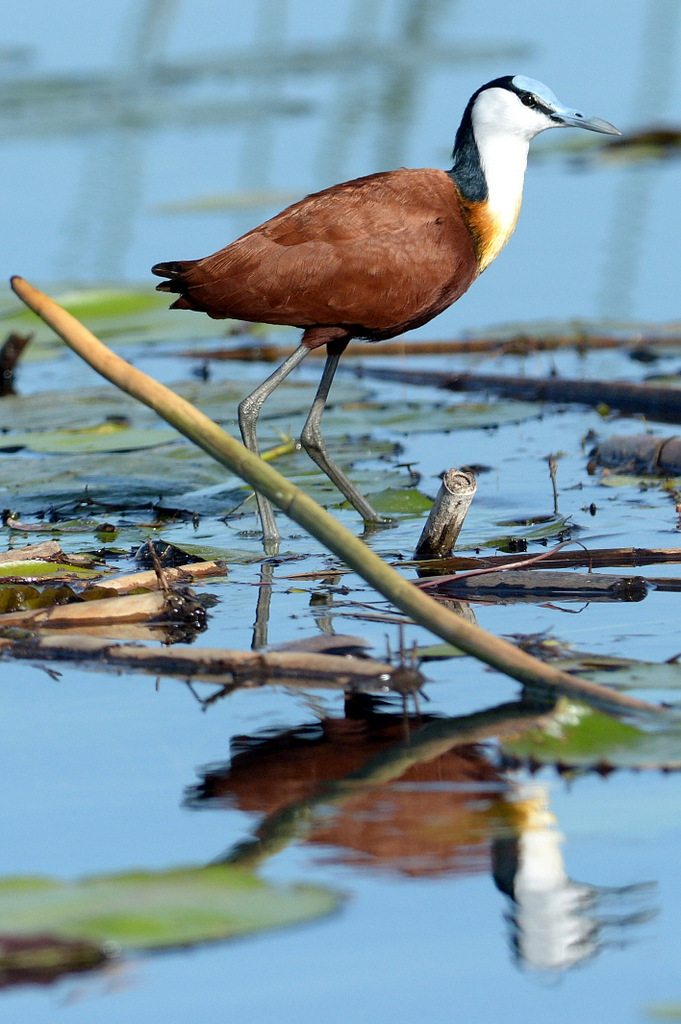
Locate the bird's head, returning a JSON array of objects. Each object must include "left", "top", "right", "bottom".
[{"left": 468, "top": 75, "right": 621, "bottom": 143}]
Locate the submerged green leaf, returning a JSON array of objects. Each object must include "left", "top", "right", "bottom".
[
  {"left": 645, "top": 1003, "right": 681, "bottom": 1021},
  {"left": 597, "top": 473, "right": 681, "bottom": 490},
  {"left": 153, "top": 189, "right": 300, "bottom": 214},
  {"left": 0, "top": 863, "right": 340, "bottom": 951},
  {"left": 0, "top": 286, "right": 229, "bottom": 348}
]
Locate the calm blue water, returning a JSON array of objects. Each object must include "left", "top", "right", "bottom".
[
  {"left": 3, "top": 0, "right": 681, "bottom": 325},
  {"left": 2, "top": 2, "right": 681, "bottom": 1022}
]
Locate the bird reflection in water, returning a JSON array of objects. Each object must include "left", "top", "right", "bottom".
[
  {"left": 185, "top": 694, "right": 655, "bottom": 970},
  {"left": 492, "top": 783, "right": 656, "bottom": 973}
]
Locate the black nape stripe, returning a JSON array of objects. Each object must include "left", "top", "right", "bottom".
[
  {"left": 448, "top": 93, "right": 488, "bottom": 202},
  {"left": 448, "top": 77, "right": 520, "bottom": 202}
]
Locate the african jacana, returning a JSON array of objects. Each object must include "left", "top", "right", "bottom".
[{"left": 153, "top": 75, "right": 619, "bottom": 549}]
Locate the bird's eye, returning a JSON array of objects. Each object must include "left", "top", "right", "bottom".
[{"left": 521, "top": 92, "right": 538, "bottom": 108}]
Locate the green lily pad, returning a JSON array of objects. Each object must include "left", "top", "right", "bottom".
[
  {"left": 0, "top": 561, "right": 101, "bottom": 581},
  {"left": 572, "top": 660, "right": 681, "bottom": 709},
  {"left": 0, "top": 423, "right": 178, "bottom": 455},
  {"left": 501, "top": 699, "right": 681, "bottom": 770},
  {"left": 0, "top": 448, "right": 233, "bottom": 512},
  {"left": 558, "top": 659, "right": 681, "bottom": 693},
  {"left": 598, "top": 474, "right": 681, "bottom": 489},
  {"left": 0, "top": 378, "right": 370, "bottom": 436},
  {"left": 318, "top": 397, "right": 541, "bottom": 436},
  {"left": 481, "top": 513, "right": 574, "bottom": 547},
  {"left": 357, "top": 487, "right": 432, "bottom": 515},
  {"left": 0, "top": 863, "right": 340, "bottom": 951},
  {"left": 411, "top": 641, "right": 466, "bottom": 660}
]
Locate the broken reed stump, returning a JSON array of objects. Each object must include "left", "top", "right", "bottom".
[{"left": 414, "top": 468, "right": 477, "bottom": 560}]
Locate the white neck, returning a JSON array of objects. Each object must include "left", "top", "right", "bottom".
[
  {"left": 475, "top": 130, "right": 530, "bottom": 248},
  {"left": 467, "top": 86, "right": 549, "bottom": 265}
]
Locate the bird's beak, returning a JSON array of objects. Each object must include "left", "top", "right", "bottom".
[{"left": 553, "top": 109, "right": 621, "bottom": 135}]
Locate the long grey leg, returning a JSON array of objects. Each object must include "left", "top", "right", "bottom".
[
  {"left": 238, "top": 343, "right": 309, "bottom": 550},
  {"left": 300, "top": 346, "right": 385, "bottom": 523}
]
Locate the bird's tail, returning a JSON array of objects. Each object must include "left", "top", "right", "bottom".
[{"left": 151, "top": 260, "right": 200, "bottom": 311}]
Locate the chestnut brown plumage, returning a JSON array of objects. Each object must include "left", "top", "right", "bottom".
[
  {"left": 153, "top": 75, "right": 619, "bottom": 550},
  {"left": 155, "top": 170, "right": 478, "bottom": 342}
]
